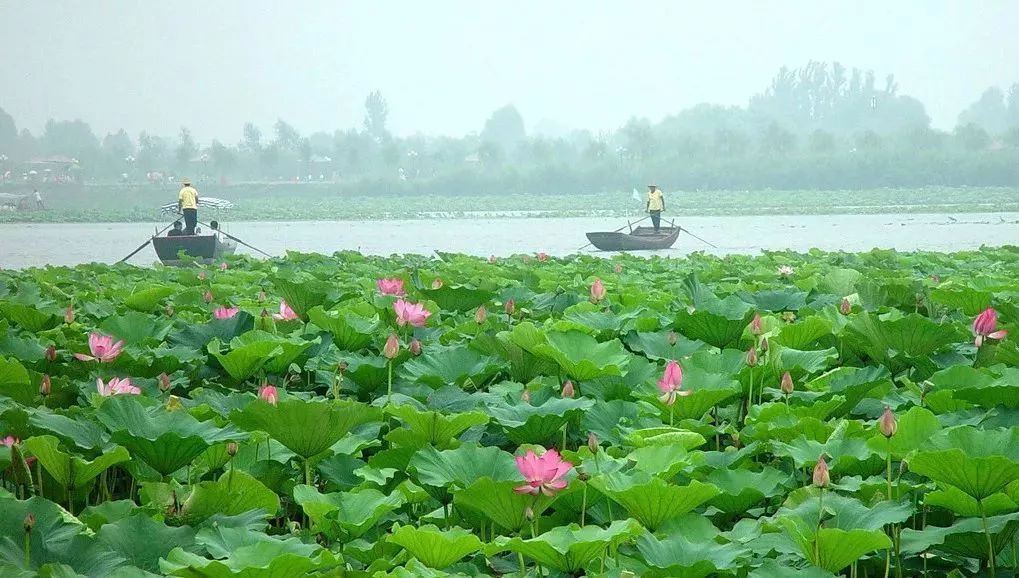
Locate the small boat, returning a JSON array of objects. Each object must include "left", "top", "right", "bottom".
[
  {"left": 585, "top": 226, "right": 680, "bottom": 251},
  {"left": 152, "top": 231, "right": 236, "bottom": 265}
]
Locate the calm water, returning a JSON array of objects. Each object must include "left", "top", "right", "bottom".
[{"left": 1, "top": 213, "right": 1017, "bottom": 269}]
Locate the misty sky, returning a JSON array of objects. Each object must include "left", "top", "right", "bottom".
[{"left": 2, "top": 1, "right": 1016, "bottom": 143}]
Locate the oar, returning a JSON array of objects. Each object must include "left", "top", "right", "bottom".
[
  {"left": 198, "top": 221, "right": 274, "bottom": 258},
  {"left": 117, "top": 220, "right": 181, "bottom": 263},
  {"left": 577, "top": 215, "right": 650, "bottom": 251},
  {"left": 677, "top": 225, "right": 718, "bottom": 249}
]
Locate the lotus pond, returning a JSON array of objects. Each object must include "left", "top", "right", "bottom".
[{"left": 1, "top": 248, "right": 1018, "bottom": 577}]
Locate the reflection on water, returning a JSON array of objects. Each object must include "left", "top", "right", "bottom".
[{"left": 1, "top": 213, "right": 1017, "bottom": 269}]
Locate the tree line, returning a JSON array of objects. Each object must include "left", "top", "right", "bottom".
[{"left": 1, "top": 63, "right": 1018, "bottom": 192}]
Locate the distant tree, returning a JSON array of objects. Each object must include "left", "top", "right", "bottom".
[
  {"left": 40, "top": 119, "right": 100, "bottom": 160},
  {"left": 1008, "top": 83, "right": 1019, "bottom": 127},
  {"left": 102, "top": 129, "right": 134, "bottom": 159},
  {"left": 478, "top": 141, "right": 502, "bottom": 166},
  {"left": 481, "top": 105, "right": 526, "bottom": 151},
  {"left": 621, "top": 118, "right": 654, "bottom": 161},
  {"left": 902, "top": 127, "right": 945, "bottom": 151},
  {"left": 958, "top": 87, "right": 1010, "bottom": 133},
  {"left": 175, "top": 127, "right": 198, "bottom": 169},
  {"left": 273, "top": 119, "right": 300, "bottom": 151},
  {"left": 260, "top": 143, "right": 280, "bottom": 171},
  {"left": 854, "top": 130, "right": 883, "bottom": 151},
  {"left": 808, "top": 129, "right": 836, "bottom": 153},
  {"left": 209, "top": 139, "right": 236, "bottom": 174},
  {"left": 582, "top": 140, "right": 608, "bottom": 162},
  {"left": 298, "top": 137, "right": 313, "bottom": 166},
  {"left": 137, "top": 132, "right": 166, "bottom": 171},
  {"left": 760, "top": 122, "right": 796, "bottom": 154},
  {"left": 0, "top": 107, "right": 16, "bottom": 156},
  {"left": 954, "top": 123, "right": 991, "bottom": 151},
  {"left": 242, "top": 123, "right": 262, "bottom": 153},
  {"left": 1002, "top": 126, "right": 1019, "bottom": 148},
  {"left": 17, "top": 129, "right": 37, "bottom": 161},
  {"left": 364, "top": 90, "right": 389, "bottom": 141},
  {"left": 714, "top": 128, "right": 749, "bottom": 156}
]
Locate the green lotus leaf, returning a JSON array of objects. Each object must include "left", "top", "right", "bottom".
[
  {"left": 780, "top": 516, "right": 892, "bottom": 573},
  {"left": 487, "top": 397, "right": 594, "bottom": 444},
  {"left": 625, "top": 427, "right": 707, "bottom": 451},
  {"left": 929, "top": 285, "right": 992, "bottom": 316},
  {"left": 624, "top": 330, "right": 707, "bottom": 361},
  {"left": 97, "top": 396, "right": 243, "bottom": 477},
  {"left": 581, "top": 399, "right": 657, "bottom": 447},
  {"left": 675, "top": 300, "right": 753, "bottom": 350},
  {"left": 843, "top": 312, "right": 962, "bottom": 374},
  {"left": 807, "top": 365, "right": 892, "bottom": 416},
  {"left": 453, "top": 477, "right": 556, "bottom": 533},
  {"left": 637, "top": 517, "right": 747, "bottom": 577},
  {"left": 924, "top": 484, "right": 1018, "bottom": 517},
  {"left": 865, "top": 406, "right": 941, "bottom": 459},
  {"left": 0, "top": 302, "right": 60, "bottom": 332},
  {"left": 0, "top": 495, "right": 123, "bottom": 576},
  {"left": 487, "top": 519, "right": 642, "bottom": 573},
  {"left": 773, "top": 346, "right": 838, "bottom": 376},
  {"left": 179, "top": 470, "right": 280, "bottom": 525},
  {"left": 909, "top": 426, "right": 1019, "bottom": 500},
  {"left": 750, "top": 560, "right": 838, "bottom": 578},
  {"left": 627, "top": 444, "right": 697, "bottom": 478},
  {"left": 96, "top": 514, "right": 196, "bottom": 573},
  {"left": 817, "top": 268, "right": 862, "bottom": 298},
  {"left": 166, "top": 313, "right": 254, "bottom": 350},
  {"left": 899, "top": 511, "right": 1019, "bottom": 560},
  {"left": 230, "top": 398, "right": 381, "bottom": 459},
  {"left": 738, "top": 288, "right": 808, "bottom": 312},
  {"left": 0, "top": 320, "right": 47, "bottom": 362},
  {"left": 537, "top": 331, "right": 631, "bottom": 381},
  {"left": 387, "top": 523, "right": 482, "bottom": 569},
  {"left": 123, "top": 285, "right": 175, "bottom": 312},
  {"left": 707, "top": 467, "right": 790, "bottom": 515},
  {"left": 78, "top": 500, "right": 138, "bottom": 531},
  {"left": 778, "top": 488, "right": 913, "bottom": 531},
  {"left": 400, "top": 345, "right": 504, "bottom": 388},
  {"left": 385, "top": 405, "right": 488, "bottom": 449},
  {"left": 409, "top": 445, "right": 518, "bottom": 489},
  {"left": 931, "top": 365, "right": 1019, "bottom": 409},
  {"left": 229, "top": 331, "right": 317, "bottom": 375},
  {"left": 306, "top": 303, "right": 380, "bottom": 351},
  {"left": 771, "top": 316, "right": 834, "bottom": 350},
  {"left": 99, "top": 311, "right": 174, "bottom": 345},
  {"left": 207, "top": 337, "right": 282, "bottom": 381},
  {"left": 23, "top": 435, "right": 130, "bottom": 491},
  {"left": 474, "top": 332, "right": 557, "bottom": 383},
  {"left": 589, "top": 472, "right": 719, "bottom": 531},
  {"left": 159, "top": 527, "right": 339, "bottom": 577},
  {"left": 0, "top": 356, "right": 34, "bottom": 405},
  {"left": 420, "top": 284, "right": 493, "bottom": 312},
  {"left": 272, "top": 276, "right": 331, "bottom": 317},
  {"left": 293, "top": 484, "right": 405, "bottom": 538}
]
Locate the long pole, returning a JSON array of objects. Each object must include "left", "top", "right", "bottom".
[
  {"left": 117, "top": 219, "right": 181, "bottom": 263},
  {"left": 577, "top": 215, "right": 650, "bottom": 252},
  {"left": 197, "top": 220, "right": 273, "bottom": 258},
  {"left": 678, "top": 225, "right": 718, "bottom": 248}
]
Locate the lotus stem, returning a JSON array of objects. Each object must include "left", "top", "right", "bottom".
[
  {"left": 815, "top": 487, "right": 824, "bottom": 566},
  {"left": 304, "top": 457, "right": 312, "bottom": 487},
  {"left": 668, "top": 404, "right": 674, "bottom": 427},
  {"left": 34, "top": 460, "right": 43, "bottom": 499},
  {"left": 580, "top": 483, "right": 587, "bottom": 527},
  {"left": 561, "top": 424, "right": 568, "bottom": 453},
  {"left": 885, "top": 438, "right": 893, "bottom": 500},
  {"left": 981, "top": 502, "right": 996, "bottom": 577},
  {"left": 386, "top": 360, "right": 393, "bottom": 406},
  {"left": 518, "top": 551, "right": 526, "bottom": 576},
  {"left": 24, "top": 529, "right": 30, "bottom": 568}
]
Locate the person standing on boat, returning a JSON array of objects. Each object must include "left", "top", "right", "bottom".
[
  {"left": 646, "top": 184, "right": 665, "bottom": 233},
  {"left": 177, "top": 179, "right": 199, "bottom": 235}
]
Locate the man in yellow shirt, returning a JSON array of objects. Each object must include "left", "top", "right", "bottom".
[
  {"left": 646, "top": 184, "right": 665, "bottom": 233},
  {"left": 177, "top": 179, "right": 199, "bottom": 235}
]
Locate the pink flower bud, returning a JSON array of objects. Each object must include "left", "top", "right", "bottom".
[
  {"left": 667, "top": 331, "right": 677, "bottom": 346},
  {"left": 64, "top": 304, "right": 75, "bottom": 324},
  {"left": 383, "top": 334, "right": 400, "bottom": 359},
  {"left": 431, "top": 278, "right": 443, "bottom": 290},
  {"left": 840, "top": 297, "right": 851, "bottom": 315},
  {"left": 590, "top": 278, "right": 606, "bottom": 304},
  {"left": 522, "top": 390, "right": 530, "bottom": 403},
  {"left": 45, "top": 345, "right": 56, "bottom": 362},
  {"left": 258, "top": 384, "right": 278, "bottom": 406},
  {"left": 203, "top": 290, "right": 214, "bottom": 304},
  {"left": 813, "top": 455, "right": 830, "bottom": 488},
  {"left": 219, "top": 262, "right": 228, "bottom": 271},
  {"left": 562, "top": 380, "right": 575, "bottom": 398},
  {"left": 257, "top": 290, "right": 267, "bottom": 303},
  {"left": 489, "top": 255, "right": 497, "bottom": 264},
  {"left": 226, "top": 442, "right": 239, "bottom": 456},
  {"left": 39, "top": 374, "right": 51, "bottom": 396},
  {"left": 475, "top": 306, "right": 487, "bottom": 324},
  {"left": 760, "top": 337, "right": 769, "bottom": 353},
  {"left": 23, "top": 513, "right": 35, "bottom": 533},
  {"left": 504, "top": 299, "right": 516, "bottom": 316},
  {"left": 746, "top": 347, "right": 758, "bottom": 367},
  {"left": 750, "top": 313, "right": 762, "bottom": 335},
  {"left": 158, "top": 372, "right": 172, "bottom": 392},
  {"left": 614, "top": 263, "right": 623, "bottom": 274},
  {"left": 587, "top": 432, "right": 599, "bottom": 453},
  {"left": 780, "top": 371, "right": 794, "bottom": 395},
  {"left": 880, "top": 405, "right": 897, "bottom": 438},
  {"left": 409, "top": 339, "right": 422, "bottom": 356},
  {"left": 198, "top": 271, "right": 206, "bottom": 281}
]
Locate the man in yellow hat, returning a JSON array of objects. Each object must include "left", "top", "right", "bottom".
[
  {"left": 177, "top": 178, "right": 199, "bottom": 235},
  {"left": 646, "top": 183, "right": 665, "bottom": 233}
]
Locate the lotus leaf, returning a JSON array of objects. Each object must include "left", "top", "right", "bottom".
[
  {"left": 387, "top": 524, "right": 483, "bottom": 569},
  {"left": 230, "top": 397, "right": 381, "bottom": 459},
  {"left": 487, "top": 519, "right": 642, "bottom": 573}
]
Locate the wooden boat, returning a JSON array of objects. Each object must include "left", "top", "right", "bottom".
[
  {"left": 585, "top": 226, "right": 680, "bottom": 251},
  {"left": 152, "top": 233, "right": 236, "bottom": 265}
]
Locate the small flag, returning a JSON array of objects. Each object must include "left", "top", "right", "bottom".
[{"left": 631, "top": 188, "right": 642, "bottom": 203}]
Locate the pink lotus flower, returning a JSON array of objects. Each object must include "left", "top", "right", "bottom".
[
  {"left": 258, "top": 384, "right": 278, "bottom": 406},
  {"left": 780, "top": 371, "right": 794, "bottom": 395},
  {"left": 657, "top": 360, "right": 691, "bottom": 406},
  {"left": 590, "top": 278, "right": 606, "bottom": 304},
  {"left": 505, "top": 299, "right": 516, "bottom": 316},
  {"left": 880, "top": 405, "right": 897, "bottom": 438},
  {"left": 273, "top": 300, "right": 298, "bottom": 321},
  {"left": 561, "top": 380, "right": 575, "bottom": 398},
  {"left": 475, "top": 306, "right": 487, "bottom": 324},
  {"left": 408, "top": 338, "right": 422, "bottom": 356},
  {"left": 513, "top": 448, "right": 573, "bottom": 496},
  {"left": 431, "top": 278, "right": 444, "bottom": 290},
  {"left": 377, "top": 278, "right": 406, "bottom": 296},
  {"left": 39, "top": 375, "right": 51, "bottom": 396},
  {"left": 1, "top": 435, "right": 18, "bottom": 447},
  {"left": 383, "top": 334, "right": 400, "bottom": 359},
  {"left": 64, "top": 304, "right": 75, "bottom": 324},
  {"left": 840, "top": 298, "right": 852, "bottom": 315},
  {"left": 213, "top": 307, "right": 240, "bottom": 320},
  {"left": 778, "top": 265, "right": 795, "bottom": 277},
  {"left": 394, "top": 299, "right": 431, "bottom": 327},
  {"left": 74, "top": 332, "right": 125, "bottom": 363},
  {"left": 536, "top": 252, "right": 549, "bottom": 262},
  {"left": 489, "top": 255, "right": 497, "bottom": 264},
  {"left": 973, "top": 308, "right": 1007, "bottom": 347},
  {"left": 749, "top": 313, "right": 763, "bottom": 335},
  {"left": 96, "top": 377, "right": 140, "bottom": 396},
  {"left": 813, "top": 455, "right": 830, "bottom": 488}
]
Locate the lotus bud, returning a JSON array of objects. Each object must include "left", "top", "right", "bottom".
[
  {"left": 782, "top": 311, "right": 797, "bottom": 323},
  {"left": 258, "top": 384, "right": 278, "bottom": 406},
  {"left": 578, "top": 471, "right": 591, "bottom": 481},
  {"left": 220, "top": 262, "right": 228, "bottom": 271},
  {"left": 504, "top": 299, "right": 516, "bottom": 316},
  {"left": 812, "top": 455, "right": 830, "bottom": 488},
  {"left": 780, "top": 371, "right": 794, "bottom": 395},
  {"left": 668, "top": 331, "right": 677, "bottom": 346},
  {"left": 203, "top": 290, "right": 214, "bottom": 304},
  {"left": 226, "top": 442, "right": 238, "bottom": 457},
  {"left": 489, "top": 255, "right": 497, "bottom": 264},
  {"left": 198, "top": 271, "right": 206, "bottom": 281},
  {"left": 431, "top": 278, "right": 443, "bottom": 290},
  {"left": 750, "top": 313, "right": 762, "bottom": 335},
  {"left": 522, "top": 390, "right": 530, "bottom": 403},
  {"left": 931, "top": 274, "right": 941, "bottom": 284},
  {"left": 760, "top": 337, "right": 769, "bottom": 352},
  {"left": 614, "top": 263, "right": 623, "bottom": 274},
  {"left": 880, "top": 405, "right": 897, "bottom": 438},
  {"left": 587, "top": 432, "right": 599, "bottom": 453},
  {"left": 45, "top": 345, "right": 56, "bottom": 362},
  {"left": 39, "top": 375, "right": 51, "bottom": 396},
  {"left": 590, "top": 278, "right": 606, "bottom": 303},
  {"left": 475, "top": 305, "right": 487, "bottom": 324},
  {"left": 257, "top": 290, "right": 267, "bottom": 302},
  {"left": 261, "top": 308, "right": 270, "bottom": 318},
  {"left": 536, "top": 252, "right": 549, "bottom": 262},
  {"left": 23, "top": 513, "right": 35, "bottom": 533},
  {"left": 164, "top": 303, "right": 175, "bottom": 317},
  {"left": 746, "top": 347, "right": 758, "bottom": 367},
  {"left": 840, "top": 297, "right": 851, "bottom": 315},
  {"left": 64, "top": 304, "right": 75, "bottom": 324},
  {"left": 525, "top": 505, "right": 535, "bottom": 520},
  {"left": 158, "top": 372, "right": 172, "bottom": 392},
  {"left": 337, "top": 361, "right": 348, "bottom": 373},
  {"left": 383, "top": 334, "right": 400, "bottom": 360},
  {"left": 408, "top": 339, "right": 422, "bottom": 356},
  {"left": 165, "top": 395, "right": 183, "bottom": 411},
  {"left": 561, "top": 380, "right": 575, "bottom": 398}
]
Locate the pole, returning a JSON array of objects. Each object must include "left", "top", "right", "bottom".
[
  {"left": 197, "top": 220, "right": 273, "bottom": 258},
  {"left": 577, "top": 215, "right": 650, "bottom": 252},
  {"left": 117, "top": 219, "right": 181, "bottom": 263},
  {"left": 678, "top": 225, "right": 718, "bottom": 248}
]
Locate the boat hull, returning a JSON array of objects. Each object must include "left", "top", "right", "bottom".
[
  {"left": 152, "top": 235, "right": 236, "bottom": 265},
  {"left": 585, "top": 227, "right": 680, "bottom": 251}
]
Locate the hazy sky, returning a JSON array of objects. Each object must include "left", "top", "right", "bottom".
[{"left": 2, "top": 1, "right": 1016, "bottom": 143}]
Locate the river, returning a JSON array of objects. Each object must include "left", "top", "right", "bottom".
[{"left": 1, "top": 213, "right": 1017, "bottom": 269}]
